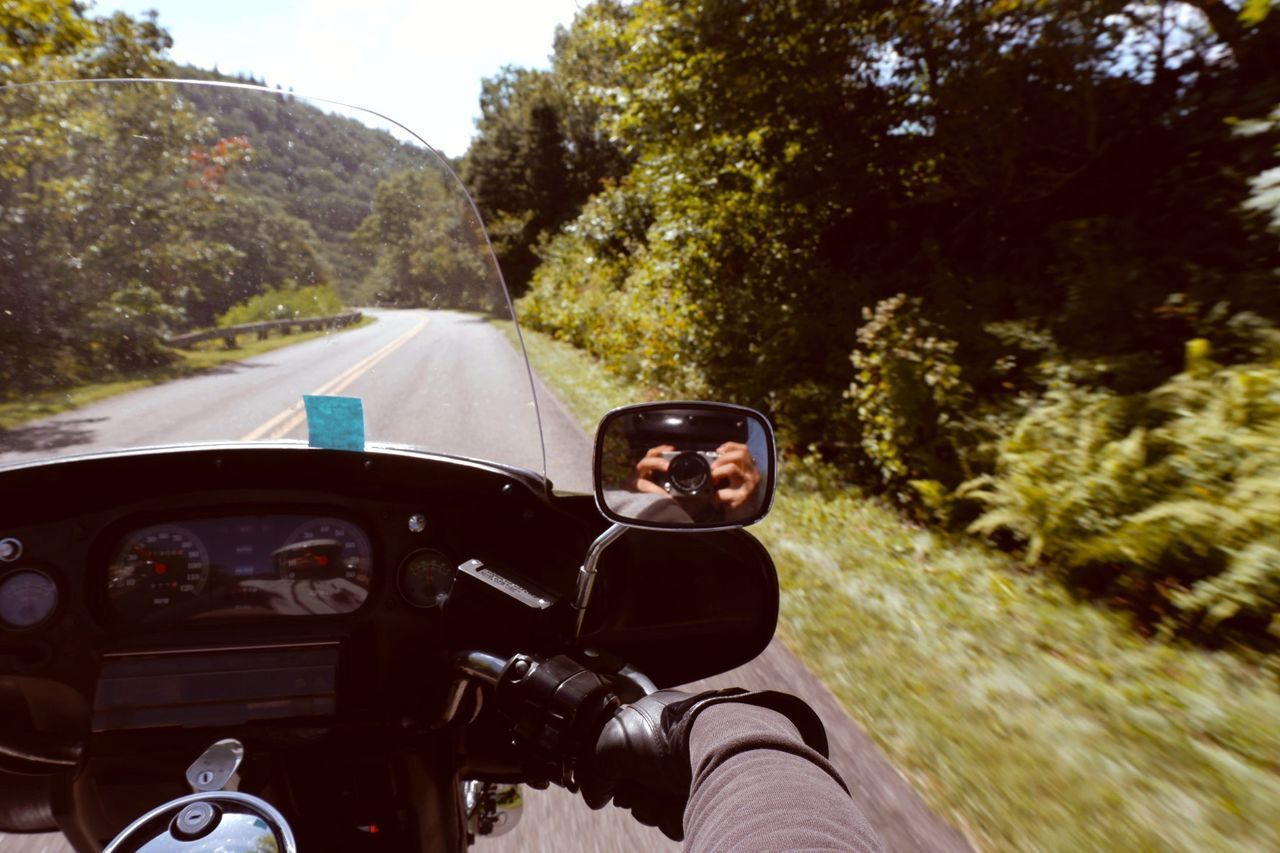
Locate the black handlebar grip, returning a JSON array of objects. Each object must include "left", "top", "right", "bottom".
[{"left": 493, "top": 654, "right": 621, "bottom": 788}]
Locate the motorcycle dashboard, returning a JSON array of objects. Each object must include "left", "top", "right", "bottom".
[
  {"left": 0, "top": 444, "right": 775, "bottom": 708},
  {"left": 105, "top": 515, "right": 374, "bottom": 625}
]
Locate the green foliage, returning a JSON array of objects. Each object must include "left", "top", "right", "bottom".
[
  {"left": 964, "top": 356, "right": 1280, "bottom": 639},
  {"left": 0, "top": 55, "right": 376, "bottom": 396},
  {"left": 1240, "top": 103, "right": 1280, "bottom": 234},
  {"left": 0, "top": 0, "right": 95, "bottom": 72},
  {"left": 846, "top": 294, "right": 973, "bottom": 503},
  {"left": 175, "top": 67, "right": 421, "bottom": 291},
  {"left": 518, "top": 181, "right": 713, "bottom": 394},
  {"left": 353, "top": 168, "right": 494, "bottom": 311},
  {"left": 517, "top": 315, "right": 1280, "bottom": 852},
  {"left": 500, "top": 0, "right": 1280, "bottom": 646},
  {"left": 187, "top": 193, "right": 332, "bottom": 327},
  {"left": 1240, "top": 0, "right": 1276, "bottom": 28},
  {"left": 462, "top": 2, "right": 632, "bottom": 297},
  {"left": 506, "top": 0, "right": 1280, "bottom": 462},
  {"left": 0, "top": 1, "right": 439, "bottom": 399},
  {"left": 83, "top": 283, "right": 183, "bottom": 372},
  {"left": 0, "top": 78, "right": 210, "bottom": 393},
  {"left": 0, "top": 0, "right": 170, "bottom": 84},
  {"left": 217, "top": 283, "right": 344, "bottom": 327}
]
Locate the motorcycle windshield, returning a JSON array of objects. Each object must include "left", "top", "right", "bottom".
[{"left": 0, "top": 80, "right": 547, "bottom": 480}]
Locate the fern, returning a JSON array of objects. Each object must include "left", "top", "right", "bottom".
[
  {"left": 963, "top": 357, "right": 1280, "bottom": 639},
  {"left": 1175, "top": 541, "right": 1280, "bottom": 632}
]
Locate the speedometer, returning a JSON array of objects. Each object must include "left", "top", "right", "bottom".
[
  {"left": 108, "top": 525, "right": 210, "bottom": 618},
  {"left": 267, "top": 517, "right": 373, "bottom": 615}
]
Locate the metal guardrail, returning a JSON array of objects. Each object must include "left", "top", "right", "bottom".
[{"left": 164, "top": 311, "right": 363, "bottom": 349}]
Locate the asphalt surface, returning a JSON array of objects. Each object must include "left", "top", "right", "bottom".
[
  {"left": 0, "top": 310, "right": 567, "bottom": 486},
  {"left": 0, "top": 309, "right": 970, "bottom": 852}
]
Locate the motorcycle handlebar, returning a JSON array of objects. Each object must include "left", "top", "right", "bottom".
[
  {"left": 455, "top": 651, "right": 507, "bottom": 686},
  {"left": 0, "top": 729, "right": 82, "bottom": 775},
  {"left": 454, "top": 650, "right": 657, "bottom": 697}
]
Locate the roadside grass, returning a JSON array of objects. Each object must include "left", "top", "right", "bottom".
[
  {"left": 0, "top": 316, "right": 375, "bottom": 430},
  {"left": 494, "top": 320, "right": 638, "bottom": 418},
  {"left": 508, "top": 321, "right": 1280, "bottom": 852}
]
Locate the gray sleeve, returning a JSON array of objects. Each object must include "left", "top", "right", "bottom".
[
  {"left": 603, "top": 489, "right": 694, "bottom": 524},
  {"left": 683, "top": 703, "right": 885, "bottom": 853}
]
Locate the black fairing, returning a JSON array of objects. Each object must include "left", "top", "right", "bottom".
[{"left": 0, "top": 444, "right": 777, "bottom": 842}]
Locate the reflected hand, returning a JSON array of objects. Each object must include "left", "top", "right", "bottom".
[
  {"left": 632, "top": 445, "right": 675, "bottom": 496},
  {"left": 711, "top": 442, "right": 760, "bottom": 518}
]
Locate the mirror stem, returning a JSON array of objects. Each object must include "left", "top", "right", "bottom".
[{"left": 571, "top": 522, "right": 627, "bottom": 640}]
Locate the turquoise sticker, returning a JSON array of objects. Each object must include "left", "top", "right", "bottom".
[{"left": 303, "top": 395, "right": 365, "bottom": 451}]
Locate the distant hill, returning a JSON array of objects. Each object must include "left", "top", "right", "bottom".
[{"left": 172, "top": 66, "right": 449, "bottom": 292}]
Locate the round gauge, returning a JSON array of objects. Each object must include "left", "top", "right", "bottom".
[
  {"left": 280, "top": 518, "right": 372, "bottom": 585},
  {"left": 0, "top": 569, "right": 59, "bottom": 630},
  {"left": 398, "top": 549, "right": 456, "bottom": 608},
  {"left": 108, "top": 525, "right": 210, "bottom": 615}
]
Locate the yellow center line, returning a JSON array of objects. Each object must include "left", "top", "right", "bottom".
[{"left": 240, "top": 316, "right": 429, "bottom": 441}]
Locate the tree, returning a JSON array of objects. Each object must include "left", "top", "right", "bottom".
[
  {"left": 521, "top": 0, "right": 1280, "bottom": 461},
  {"left": 0, "top": 0, "right": 95, "bottom": 77},
  {"left": 0, "top": 1, "right": 170, "bottom": 84},
  {"left": 354, "top": 168, "right": 493, "bottom": 311},
  {"left": 0, "top": 3, "right": 185, "bottom": 388},
  {"left": 462, "top": 1, "right": 631, "bottom": 296}
]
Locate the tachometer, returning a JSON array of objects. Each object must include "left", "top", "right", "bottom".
[
  {"left": 108, "top": 525, "right": 210, "bottom": 617},
  {"left": 279, "top": 518, "right": 372, "bottom": 585}
]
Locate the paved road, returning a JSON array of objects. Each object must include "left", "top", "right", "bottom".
[
  {"left": 0, "top": 309, "right": 970, "bottom": 852},
  {"left": 0, "top": 310, "right": 584, "bottom": 490}
]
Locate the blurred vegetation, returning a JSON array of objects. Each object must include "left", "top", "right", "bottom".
[
  {"left": 0, "top": 318, "right": 371, "bottom": 431},
  {"left": 513, "top": 319, "right": 1280, "bottom": 852},
  {"left": 962, "top": 347, "right": 1280, "bottom": 643},
  {"left": 467, "top": 0, "right": 1280, "bottom": 643},
  {"left": 846, "top": 294, "right": 974, "bottom": 508},
  {"left": 217, "top": 283, "right": 345, "bottom": 326}
]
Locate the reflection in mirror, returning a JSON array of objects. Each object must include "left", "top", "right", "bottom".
[{"left": 595, "top": 403, "right": 775, "bottom": 529}]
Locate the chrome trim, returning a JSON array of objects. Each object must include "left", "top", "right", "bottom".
[
  {"left": 0, "top": 538, "right": 22, "bottom": 562},
  {"left": 187, "top": 739, "right": 245, "bottom": 794},
  {"left": 103, "top": 791, "right": 297, "bottom": 853},
  {"left": 435, "top": 678, "right": 472, "bottom": 727},
  {"left": 455, "top": 651, "right": 507, "bottom": 686},
  {"left": 572, "top": 522, "right": 627, "bottom": 639}
]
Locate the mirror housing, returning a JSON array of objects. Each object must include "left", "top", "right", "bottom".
[{"left": 592, "top": 402, "right": 776, "bottom": 531}]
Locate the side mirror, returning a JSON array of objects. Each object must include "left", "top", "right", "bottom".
[{"left": 592, "top": 402, "right": 776, "bottom": 530}]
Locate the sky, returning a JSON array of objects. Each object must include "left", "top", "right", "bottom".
[{"left": 98, "top": 0, "right": 588, "bottom": 157}]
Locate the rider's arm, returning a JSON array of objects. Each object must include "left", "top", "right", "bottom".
[{"left": 684, "top": 702, "right": 883, "bottom": 852}]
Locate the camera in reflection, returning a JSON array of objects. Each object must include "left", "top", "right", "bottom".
[
  {"left": 596, "top": 402, "right": 774, "bottom": 528},
  {"left": 658, "top": 449, "right": 722, "bottom": 497}
]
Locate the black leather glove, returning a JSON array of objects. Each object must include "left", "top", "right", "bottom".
[{"left": 576, "top": 687, "right": 830, "bottom": 841}]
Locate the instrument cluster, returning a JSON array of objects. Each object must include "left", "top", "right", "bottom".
[{"left": 104, "top": 515, "right": 373, "bottom": 624}]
